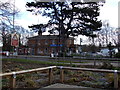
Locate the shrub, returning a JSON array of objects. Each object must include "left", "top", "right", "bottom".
[
  {"left": 114, "top": 52, "right": 120, "bottom": 58},
  {"left": 16, "top": 74, "right": 26, "bottom": 81},
  {"left": 100, "top": 62, "right": 113, "bottom": 69},
  {"left": 25, "top": 79, "right": 35, "bottom": 87}
]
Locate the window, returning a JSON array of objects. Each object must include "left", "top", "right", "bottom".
[
  {"left": 45, "top": 40, "right": 48, "bottom": 45},
  {"left": 38, "top": 48, "right": 43, "bottom": 54},
  {"left": 69, "top": 40, "right": 72, "bottom": 44},
  {"left": 38, "top": 42, "right": 41, "bottom": 45},
  {"left": 44, "top": 48, "right": 48, "bottom": 54},
  {"left": 69, "top": 39, "right": 73, "bottom": 44},
  {"left": 38, "top": 41, "right": 41, "bottom": 45},
  {"left": 32, "top": 48, "right": 35, "bottom": 55},
  {"left": 52, "top": 40, "right": 55, "bottom": 44}
]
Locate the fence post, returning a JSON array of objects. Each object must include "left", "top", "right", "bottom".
[
  {"left": 10, "top": 72, "right": 16, "bottom": 88},
  {"left": 94, "top": 58, "right": 96, "bottom": 67},
  {"left": 60, "top": 66, "right": 64, "bottom": 83},
  {"left": 49, "top": 68, "right": 53, "bottom": 84},
  {"left": 114, "top": 70, "right": 118, "bottom": 89}
]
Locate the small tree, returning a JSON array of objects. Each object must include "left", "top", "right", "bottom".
[
  {"left": 0, "top": 1, "right": 30, "bottom": 51},
  {"left": 0, "top": 1, "right": 19, "bottom": 51}
]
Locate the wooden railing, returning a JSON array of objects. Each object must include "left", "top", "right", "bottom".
[
  {"left": 0, "top": 66, "right": 56, "bottom": 88},
  {"left": 57, "top": 66, "right": 120, "bottom": 89},
  {"left": 0, "top": 66, "right": 120, "bottom": 89}
]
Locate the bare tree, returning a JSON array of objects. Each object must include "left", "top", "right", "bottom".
[
  {"left": 0, "top": 1, "right": 30, "bottom": 51},
  {"left": 112, "top": 28, "right": 120, "bottom": 52},
  {"left": 94, "top": 20, "right": 116, "bottom": 47}
]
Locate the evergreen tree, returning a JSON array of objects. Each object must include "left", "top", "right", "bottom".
[{"left": 26, "top": 0, "right": 104, "bottom": 55}]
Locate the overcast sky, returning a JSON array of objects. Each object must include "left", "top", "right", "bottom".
[
  {"left": 1, "top": 0, "right": 119, "bottom": 46},
  {"left": 12, "top": 0, "right": 119, "bottom": 45},
  {"left": 13, "top": 0, "right": 119, "bottom": 29}
]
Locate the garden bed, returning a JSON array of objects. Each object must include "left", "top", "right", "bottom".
[{"left": 1, "top": 58, "right": 120, "bottom": 89}]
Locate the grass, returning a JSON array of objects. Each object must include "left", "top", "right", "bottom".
[
  {"left": 49, "top": 57, "right": 117, "bottom": 64},
  {"left": 2, "top": 58, "right": 76, "bottom": 66},
  {"left": 53, "top": 60, "right": 85, "bottom": 63},
  {"left": 48, "top": 56, "right": 120, "bottom": 62}
]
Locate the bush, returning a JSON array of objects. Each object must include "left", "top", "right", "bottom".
[
  {"left": 25, "top": 79, "right": 35, "bottom": 87},
  {"left": 114, "top": 52, "right": 120, "bottom": 58},
  {"left": 100, "top": 62, "right": 113, "bottom": 69}
]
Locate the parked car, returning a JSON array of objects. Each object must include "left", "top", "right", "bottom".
[
  {"left": 2, "top": 51, "right": 9, "bottom": 56},
  {"left": 92, "top": 52, "right": 104, "bottom": 57},
  {"left": 100, "top": 49, "right": 110, "bottom": 57},
  {"left": 0, "top": 51, "right": 2, "bottom": 55}
]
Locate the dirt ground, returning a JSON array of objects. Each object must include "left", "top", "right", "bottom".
[{"left": 2, "top": 60, "right": 49, "bottom": 73}]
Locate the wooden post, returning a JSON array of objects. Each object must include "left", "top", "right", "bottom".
[
  {"left": 49, "top": 68, "right": 53, "bottom": 84},
  {"left": 10, "top": 72, "right": 16, "bottom": 88},
  {"left": 114, "top": 70, "right": 118, "bottom": 89},
  {"left": 60, "top": 66, "right": 64, "bottom": 83},
  {"left": 94, "top": 58, "right": 96, "bottom": 67},
  {"left": 70, "top": 58, "right": 72, "bottom": 66}
]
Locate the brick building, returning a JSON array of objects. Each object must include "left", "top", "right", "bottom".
[
  {"left": 18, "top": 45, "right": 29, "bottom": 55},
  {"left": 118, "top": 31, "right": 120, "bottom": 44},
  {"left": 27, "top": 35, "right": 75, "bottom": 55}
]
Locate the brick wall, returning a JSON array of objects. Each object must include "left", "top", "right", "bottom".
[{"left": 27, "top": 35, "right": 75, "bottom": 55}]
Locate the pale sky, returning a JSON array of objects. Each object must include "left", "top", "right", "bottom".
[
  {"left": 1, "top": 0, "right": 119, "bottom": 45},
  {"left": 99, "top": 0, "right": 118, "bottom": 27},
  {"left": 14, "top": 0, "right": 119, "bottom": 29},
  {"left": 14, "top": 0, "right": 120, "bottom": 45}
]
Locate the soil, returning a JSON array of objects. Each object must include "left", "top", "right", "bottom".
[{"left": 2, "top": 60, "right": 49, "bottom": 73}]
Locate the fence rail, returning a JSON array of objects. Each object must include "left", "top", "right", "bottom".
[
  {"left": 0, "top": 66, "right": 120, "bottom": 89},
  {"left": 0, "top": 66, "right": 56, "bottom": 77},
  {"left": 57, "top": 66, "right": 120, "bottom": 89},
  {"left": 0, "top": 66, "right": 56, "bottom": 88},
  {"left": 57, "top": 66, "right": 120, "bottom": 73}
]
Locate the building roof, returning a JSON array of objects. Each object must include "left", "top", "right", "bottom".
[{"left": 28, "top": 35, "right": 74, "bottom": 40}]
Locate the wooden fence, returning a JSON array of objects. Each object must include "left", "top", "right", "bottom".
[
  {"left": 57, "top": 66, "right": 120, "bottom": 89},
  {"left": 0, "top": 66, "right": 56, "bottom": 88},
  {"left": 0, "top": 66, "right": 120, "bottom": 89}
]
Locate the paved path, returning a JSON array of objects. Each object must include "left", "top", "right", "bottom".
[{"left": 38, "top": 83, "right": 103, "bottom": 90}]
